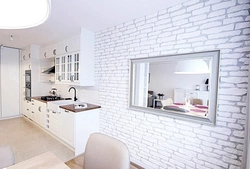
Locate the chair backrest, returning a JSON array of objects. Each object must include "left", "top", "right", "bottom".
[
  {"left": 160, "top": 98, "right": 173, "bottom": 107},
  {"left": 0, "top": 146, "right": 15, "bottom": 168},
  {"left": 83, "top": 133, "right": 130, "bottom": 169},
  {"left": 192, "top": 98, "right": 203, "bottom": 105}
]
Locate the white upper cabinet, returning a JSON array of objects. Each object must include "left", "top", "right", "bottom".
[
  {"left": 21, "top": 49, "right": 31, "bottom": 61},
  {"left": 67, "top": 35, "right": 80, "bottom": 53}
]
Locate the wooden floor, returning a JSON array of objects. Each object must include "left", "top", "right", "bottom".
[{"left": 65, "top": 154, "right": 144, "bottom": 169}]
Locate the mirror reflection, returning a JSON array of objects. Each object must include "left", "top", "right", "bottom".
[{"left": 130, "top": 50, "right": 220, "bottom": 124}]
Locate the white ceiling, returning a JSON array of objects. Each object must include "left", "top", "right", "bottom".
[{"left": 0, "top": 0, "right": 188, "bottom": 49}]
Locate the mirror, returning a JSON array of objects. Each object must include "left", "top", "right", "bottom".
[{"left": 129, "top": 50, "right": 220, "bottom": 125}]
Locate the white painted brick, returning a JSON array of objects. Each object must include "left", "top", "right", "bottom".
[
  {"left": 224, "top": 148, "right": 243, "bottom": 156},
  {"left": 197, "top": 135, "right": 217, "bottom": 143},
  {"left": 189, "top": 14, "right": 207, "bottom": 22},
  {"left": 212, "top": 0, "right": 237, "bottom": 10},
  {"left": 200, "top": 21, "right": 222, "bottom": 29},
  {"left": 232, "top": 130, "right": 245, "bottom": 137},
  {"left": 205, "top": 38, "right": 228, "bottom": 45},
  {"left": 192, "top": 6, "right": 210, "bottom": 15},
  {"left": 222, "top": 157, "right": 241, "bottom": 166},
  {"left": 205, "top": 0, "right": 222, "bottom": 6},
  {"left": 229, "top": 165, "right": 241, "bottom": 169},
  {"left": 208, "top": 9, "right": 226, "bottom": 18},
  {"left": 187, "top": 3, "right": 204, "bottom": 12},
  {"left": 185, "top": 145, "right": 203, "bottom": 153},
  {"left": 221, "top": 76, "right": 248, "bottom": 84},
  {"left": 211, "top": 133, "right": 228, "bottom": 140},
  {"left": 198, "top": 154, "right": 228, "bottom": 168},
  {"left": 173, "top": 19, "right": 189, "bottom": 26},
  {"left": 228, "top": 10, "right": 249, "bottom": 18},
  {"left": 202, "top": 24, "right": 234, "bottom": 34},
  {"left": 236, "top": 22, "right": 250, "bottom": 29},
  {"left": 223, "top": 17, "right": 244, "bottom": 25},
  {"left": 204, "top": 162, "right": 223, "bottom": 169},
  {"left": 168, "top": 4, "right": 182, "bottom": 12},
  {"left": 208, "top": 30, "right": 241, "bottom": 39},
  {"left": 170, "top": 9, "right": 186, "bottom": 17},
  {"left": 172, "top": 13, "right": 192, "bottom": 22}
]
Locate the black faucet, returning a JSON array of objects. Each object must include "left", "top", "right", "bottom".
[{"left": 68, "top": 87, "right": 77, "bottom": 101}]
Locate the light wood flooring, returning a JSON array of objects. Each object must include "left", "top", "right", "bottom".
[
  {"left": 0, "top": 117, "right": 74, "bottom": 163},
  {"left": 1, "top": 117, "right": 144, "bottom": 169}
]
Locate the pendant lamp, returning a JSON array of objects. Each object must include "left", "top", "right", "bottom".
[
  {"left": 174, "top": 59, "right": 209, "bottom": 74},
  {"left": 0, "top": 0, "right": 51, "bottom": 29}
]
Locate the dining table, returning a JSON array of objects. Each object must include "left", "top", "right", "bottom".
[
  {"left": 163, "top": 102, "right": 208, "bottom": 118},
  {"left": 6, "top": 152, "right": 70, "bottom": 169}
]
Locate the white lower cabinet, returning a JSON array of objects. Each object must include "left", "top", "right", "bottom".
[
  {"left": 59, "top": 108, "right": 99, "bottom": 156},
  {"left": 46, "top": 110, "right": 61, "bottom": 138},
  {"left": 61, "top": 109, "right": 74, "bottom": 146}
]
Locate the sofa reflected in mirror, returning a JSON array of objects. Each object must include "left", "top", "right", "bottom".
[{"left": 129, "top": 50, "right": 220, "bottom": 125}]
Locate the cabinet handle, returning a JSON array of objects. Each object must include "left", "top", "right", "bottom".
[
  {"left": 47, "top": 119, "right": 49, "bottom": 123},
  {"left": 44, "top": 52, "right": 47, "bottom": 58},
  {"left": 52, "top": 111, "right": 56, "bottom": 114},
  {"left": 47, "top": 125, "right": 49, "bottom": 128},
  {"left": 32, "top": 111, "right": 34, "bottom": 114},
  {"left": 58, "top": 75, "right": 61, "bottom": 81},
  {"left": 32, "top": 103, "right": 34, "bottom": 105},
  {"left": 65, "top": 110, "right": 69, "bottom": 113},
  {"left": 65, "top": 46, "right": 68, "bottom": 52},
  {"left": 47, "top": 114, "right": 49, "bottom": 118},
  {"left": 23, "top": 55, "right": 25, "bottom": 60},
  {"left": 27, "top": 108, "right": 29, "bottom": 111},
  {"left": 38, "top": 106, "right": 41, "bottom": 112},
  {"left": 53, "top": 49, "right": 56, "bottom": 55},
  {"left": 29, "top": 53, "right": 31, "bottom": 58}
]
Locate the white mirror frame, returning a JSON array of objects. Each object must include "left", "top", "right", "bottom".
[{"left": 129, "top": 50, "right": 220, "bottom": 125}]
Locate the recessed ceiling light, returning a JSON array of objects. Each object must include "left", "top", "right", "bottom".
[{"left": 0, "top": 0, "right": 51, "bottom": 29}]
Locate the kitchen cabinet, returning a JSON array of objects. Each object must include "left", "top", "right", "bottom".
[
  {"left": 40, "top": 44, "right": 57, "bottom": 59},
  {"left": 0, "top": 47, "right": 20, "bottom": 118},
  {"left": 46, "top": 110, "right": 62, "bottom": 137},
  {"left": 61, "top": 109, "right": 74, "bottom": 146},
  {"left": 60, "top": 107, "right": 99, "bottom": 156},
  {"left": 55, "top": 52, "right": 80, "bottom": 83},
  {"left": 54, "top": 28, "right": 94, "bottom": 86},
  {"left": 174, "top": 89, "right": 209, "bottom": 106}
]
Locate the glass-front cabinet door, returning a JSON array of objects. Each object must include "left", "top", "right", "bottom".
[
  {"left": 73, "top": 53, "right": 79, "bottom": 82},
  {"left": 55, "top": 51, "right": 80, "bottom": 84},
  {"left": 55, "top": 56, "right": 61, "bottom": 82}
]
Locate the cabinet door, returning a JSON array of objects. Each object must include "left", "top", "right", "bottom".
[
  {"left": 67, "top": 35, "right": 80, "bottom": 53},
  {"left": 61, "top": 109, "right": 74, "bottom": 146},
  {"left": 55, "top": 56, "right": 61, "bottom": 82},
  {"left": 1, "top": 47, "right": 20, "bottom": 118},
  {"left": 72, "top": 53, "right": 80, "bottom": 82},
  {"left": 56, "top": 40, "right": 68, "bottom": 56}
]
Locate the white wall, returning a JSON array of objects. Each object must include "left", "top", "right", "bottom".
[
  {"left": 149, "top": 62, "right": 209, "bottom": 99},
  {"left": 94, "top": 0, "right": 250, "bottom": 168}
]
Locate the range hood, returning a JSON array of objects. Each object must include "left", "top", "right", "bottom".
[{"left": 42, "top": 66, "right": 55, "bottom": 74}]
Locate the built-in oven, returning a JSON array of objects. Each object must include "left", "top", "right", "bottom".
[{"left": 25, "top": 70, "right": 31, "bottom": 101}]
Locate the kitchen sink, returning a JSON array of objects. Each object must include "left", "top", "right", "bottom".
[{"left": 47, "top": 100, "right": 75, "bottom": 112}]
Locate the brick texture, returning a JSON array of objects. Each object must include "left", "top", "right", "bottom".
[{"left": 94, "top": 0, "right": 250, "bottom": 168}]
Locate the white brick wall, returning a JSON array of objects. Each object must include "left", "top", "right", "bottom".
[{"left": 95, "top": 0, "right": 250, "bottom": 168}]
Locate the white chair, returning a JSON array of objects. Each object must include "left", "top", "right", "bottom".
[
  {"left": 0, "top": 146, "right": 15, "bottom": 168},
  {"left": 160, "top": 98, "right": 173, "bottom": 108},
  {"left": 83, "top": 133, "right": 130, "bottom": 169}
]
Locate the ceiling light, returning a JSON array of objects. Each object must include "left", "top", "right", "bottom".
[
  {"left": 174, "top": 59, "right": 209, "bottom": 74},
  {"left": 0, "top": 0, "right": 51, "bottom": 29}
]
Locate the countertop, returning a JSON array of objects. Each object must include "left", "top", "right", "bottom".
[
  {"left": 60, "top": 103, "right": 101, "bottom": 113},
  {"left": 31, "top": 96, "right": 101, "bottom": 113}
]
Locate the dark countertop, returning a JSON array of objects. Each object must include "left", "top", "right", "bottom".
[{"left": 60, "top": 103, "right": 101, "bottom": 113}]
